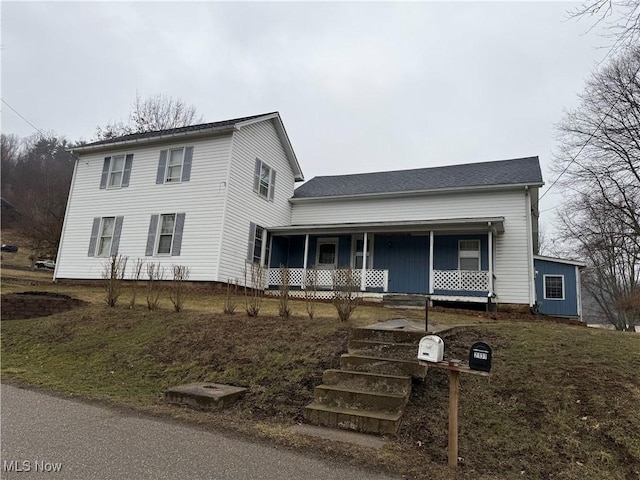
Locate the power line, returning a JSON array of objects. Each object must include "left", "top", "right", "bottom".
[{"left": 1, "top": 98, "right": 48, "bottom": 138}]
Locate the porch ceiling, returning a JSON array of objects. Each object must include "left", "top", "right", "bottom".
[{"left": 268, "top": 217, "right": 505, "bottom": 235}]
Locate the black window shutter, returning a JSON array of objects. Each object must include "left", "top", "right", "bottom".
[
  {"left": 88, "top": 217, "right": 101, "bottom": 256},
  {"left": 100, "top": 157, "right": 111, "bottom": 189},
  {"left": 247, "top": 222, "right": 256, "bottom": 262},
  {"left": 269, "top": 169, "right": 276, "bottom": 201},
  {"left": 110, "top": 216, "right": 124, "bottom": 256},
  {"left": 146, "top": 215, "right": 159, "bottom": 256},
  {"left": 181, "top": 147, "right": 193, "bottom": 182},
  {"left": 122, "top": 154, "right": 134, "bottom": 187},
  {"left": 171, "top": 213, "right": 186, "bottom": 256},
  {"left": 253, "top": 159, "right": 261, "bottom": 192},
  {"left": 156, "top": 150, "right": 168, "bottom": 184}
]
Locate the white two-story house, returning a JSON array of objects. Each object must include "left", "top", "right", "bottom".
[{"left": 56, "top": 112, "right": 583, "bottom": 318}]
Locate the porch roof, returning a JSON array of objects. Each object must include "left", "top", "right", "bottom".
[{"left": 268, "top": 217, "right": 505, "bottom": 235}]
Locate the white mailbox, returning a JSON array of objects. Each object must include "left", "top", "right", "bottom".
[{"left": 417, "top": 335, "right": 444, "bottom": 363}]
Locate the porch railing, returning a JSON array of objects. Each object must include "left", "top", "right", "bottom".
[
  {"left": 267, "top": 268, "right": 389, "bottom": 292},
  {"left": 432, "top": 269, "right": 490, "bottom": 292}
]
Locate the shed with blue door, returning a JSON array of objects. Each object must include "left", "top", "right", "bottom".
[{"left": 533, "top": 255, "right": 585, "bottom": 319}]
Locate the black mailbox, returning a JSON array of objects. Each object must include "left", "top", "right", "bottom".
[{"left": 468, "top": 342, "right": 492, "bottom": 372}]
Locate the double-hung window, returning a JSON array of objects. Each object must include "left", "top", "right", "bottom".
[
  {"left": 100, "top": 154, "right": 133, "bottom": 189},
  {"left": 247, "top": 222, "right": 269, "bottom": 265},
  {"left": 253, "top": 159, "right": 276, "bottom": 201},
  {"left": 88, "top": 216, "right": 123, "bottom": 257},
  {"left": 459, "top": 240, "right": 480, "bottom": 271},
  {"left": 145, "top": 213, "right": 186, "bottom": 256},
  {"left": 544, "top": 275, "right": 564, "bottom": 300},
  {"left": 166, "top": 148, "right": 184, "bottom": 183},
  {"left": 108, "top": 155, "right": 125, "bottom": 188},
  {"left": 155, "top": 147, "right": 193, "bottom": 184},
  {"left": 157, "top": 214, "right": 176, "bottom": 254}
]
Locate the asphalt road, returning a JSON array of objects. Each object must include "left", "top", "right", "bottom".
[{"left": 1, "top": 384, "right": 400, "bottom": 480}]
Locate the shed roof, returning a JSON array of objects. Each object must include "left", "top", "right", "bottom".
[{"left": 293, "top": 156, "right": 543, "bottom": 199}]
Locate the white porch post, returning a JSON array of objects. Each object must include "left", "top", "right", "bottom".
[
  {"left": 360, "top": 232, "right": 368, "bottom": 291},
  {"left": 302, "top": 234, "right": 309, "bottom": 289},
  {"left": 488, "top": 224, "right": 494, "bottom": 295},
  {"left": 429, "top": 231, "right": 435, "bottom": 294},
  {"left": 260, "top": 229, "right": 268, "bottom": 289}
]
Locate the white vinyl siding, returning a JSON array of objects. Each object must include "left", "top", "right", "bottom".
[
  {"left": 291, "top": 189, "right": 531, "bottom": 305},
  {"left": 56, "top": 135, "right": 232, "bottom": 280},
  {"left": 218, "top": 120, "right": 295, "bottom": 285}
]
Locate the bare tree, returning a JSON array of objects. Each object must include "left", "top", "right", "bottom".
[
  {"left": 569, "top": 0, "right": 640, "bottom": 51},
  {"left": 553, "top": 46, "right": 640, "bottom": 331},
  {"left": 95, "top": 93, "right": 203, "bottom": 140}
]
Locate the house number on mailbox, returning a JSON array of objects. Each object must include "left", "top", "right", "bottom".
[{"left": 468, "top": 342, "right": 492, "bottom": 372}]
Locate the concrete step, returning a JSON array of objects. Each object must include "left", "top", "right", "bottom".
[
  {"left": 383, "top": 294, "right": 428, "bottom": 308},
  {"left": 304, "top": 402, "right": 403, "bottom": 435},
  {"left": 314, "top": 384, "right": 407, "bottom": 412},
  {"left": 340, "top": 353, "right": 427, "bottom": 379},
  {"left": 351, "top": 327, "right": 426, "bottom": 345},
  {"left": 348, "top": 339, "right": 419, "bottom": 361},
  {"left": 322, "top": 369, "right": 411, "bottom": 396}
]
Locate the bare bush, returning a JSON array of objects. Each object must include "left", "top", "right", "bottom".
[
  {"left": 169, "top": 265, "right": 190, "bottom": 312},
  {"left": 278, "top": 265, "right": 291, "bottom": 319},
  {"left": 305, "top": 265, "right": 318, "bottom": 320},
  {"left": 146, "top": 262, "right": 165, "bottom": 311},
  {"left": 244, "top": 262, "right": 264, "bottom": 317},
  {"left": 332, "top": 266, "right": 361, "bottom": 322},
  {"left": 129, "top": 258, "right": 145, "bottom": 308},
  {"left": 223, "top": 279, "right": 238, "bottom": 315},
  {"left": 102, "top": 254, "right": 128, "bottom": 307}
]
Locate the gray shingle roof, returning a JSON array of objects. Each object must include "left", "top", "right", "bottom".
[
  {"left": 81, "top": 112, "right": 278, "bottom": 148},
  {"left": 293, "top": 156, "right": 542, "bottom": 199}
]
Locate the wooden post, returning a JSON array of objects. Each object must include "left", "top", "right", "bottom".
[
  {"left": 448, "top": 370, "right": 460, "bottom": 467},
  {"left": 425, "top": 297, "right": 429, "bottom": 332}
]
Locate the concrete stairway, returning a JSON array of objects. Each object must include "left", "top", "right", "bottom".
[{"left": 304, "top": 325, "right": 426, "bottom": 435}]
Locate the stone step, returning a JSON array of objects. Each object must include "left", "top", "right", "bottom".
[
  {"left": 340, "top": 353, "right": 427, "bottom": 379},
  {"left": 314, "top": 384, "right": 407, "bottom": 412},
  {"left": 322, "top": 369, "right": 411, "bottom": 396},
  {"left": 348, "top": 339, "right": 420, "bottom": 361},
  {"left": 304, "top": 402, "right": 403, "bottom": 435},
  {"left": 351, "top": 327, "right": 426, "bottom": 345},
  {"left": 383, "top": 294, "right": 428, "bottom": 308}
]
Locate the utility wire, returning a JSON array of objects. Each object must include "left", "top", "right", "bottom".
[{"left": 1, "top": 98, "right": 48, "bottom": 138}]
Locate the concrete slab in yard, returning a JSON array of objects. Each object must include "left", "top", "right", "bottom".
[
  {"left": 165, "top": 383, "right": 247, "bottom": 410},
  {"left": 289, "top": 424, "right": 388, "bottom": 450},
  {"left": 363, "top": 318, "right": 451, "bottom": 334}
]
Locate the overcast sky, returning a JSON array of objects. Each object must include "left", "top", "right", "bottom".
[{"left": 1, "top": 1, "right": 613, "bottom": 233}]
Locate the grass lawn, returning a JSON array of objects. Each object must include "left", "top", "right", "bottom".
[{"left": 1, "top": 264, "right": 639, "bottom": 480}]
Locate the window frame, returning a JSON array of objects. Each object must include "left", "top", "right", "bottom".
[
  {"left": 543, "top": 274, "right": 565, "bottom": 300},
  {"left": 253, "top": 158, "right": 276, "bottom": 201},
  {"left": 165, "top": 147, "right": 185, "bottom": 183},
  {"left": 351, "top": 234, "right": 373, "bottom": 269},
  {"left": 458, "top": 239, "right": 480, "bottom": 271},
  {"left": 156, "top": 213, "right": 177, "bottom": 255},
  {"left": 96, "top": 216, "right": 116, "bottom": 257},
  {"left": 107, "top": 155, "right": 126, "bottom": 188},
  {"left": 316, "top": 237, "right": 339, "bottom": 269}
]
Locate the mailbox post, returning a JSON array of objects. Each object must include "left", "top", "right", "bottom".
[{"left": 419, "top": 343, "right": 492, "bottom": 468}]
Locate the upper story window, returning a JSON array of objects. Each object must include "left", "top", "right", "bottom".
[
  {"left": 156, "top": 147, "right": 194, "bottom": 184},
  {"left": 100, "top": 154, "right": 133, "bottom": 189},
  {"left": 253, "top": 158, "right": 276, "bottom": 201},
  {"left": 459, "top": 240, "right": 480, "bottom": 271},
  {"left": 544, "top": 275, "right": 565, "bottom": 300}
]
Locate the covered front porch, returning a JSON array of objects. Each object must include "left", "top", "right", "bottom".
[{"left": 263, "top": 218, "right": 503, "bottom": 303}]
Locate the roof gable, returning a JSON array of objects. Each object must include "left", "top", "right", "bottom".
[
  {"left": 293, "top": 156, "right": 543, "bottom": 199},
  {"left": 70, "top": 112, "right": 304, "bottom": 181}
]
